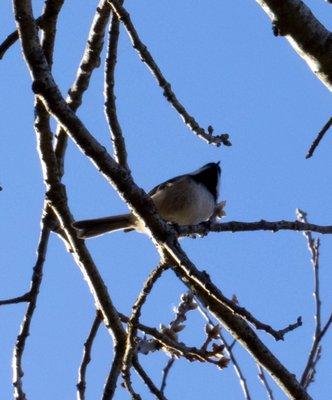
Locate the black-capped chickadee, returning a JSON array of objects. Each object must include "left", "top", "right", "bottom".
[{"left": 73, "top": 162, "right": 221, "bottom": 238}]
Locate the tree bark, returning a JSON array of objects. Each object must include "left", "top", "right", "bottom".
[{"left": 256, "top": 0, "right": 332, "bottom": 91}]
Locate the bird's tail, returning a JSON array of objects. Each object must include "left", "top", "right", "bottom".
[{"left": 72, "top": 214, "right": 134, "bottom": 238}]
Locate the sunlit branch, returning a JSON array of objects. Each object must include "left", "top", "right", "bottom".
[{"left": 255, "top": 0, "right": 332, "bottom": 90}]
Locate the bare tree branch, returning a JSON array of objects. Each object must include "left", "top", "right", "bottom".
[
  {"left": 306, "top": 116, "right": 332, "bottom": 159},
  {"left": 12, "top": 223, "right": 50, "bottom": 400},
  {"left": 160, "top": 356, "right": 175, "bottom": 396},
  {"left": 0, "top": 293, "right": 31, "bottom": 306},
  {"left": 102, "top": 348, "right": 130, "bottom": 400},
  {"left": 0, "top": 15, "right": 47, "bottom": 60},
  {"left": 0, "top": 27, "right": 25, "bottom": 59},
  {"left": 196, "top": 300, "right": 252, "bottom": 400},
  {"left": 12, "top": 3, "right": 312, "bottom": 397},
  {"left": 133, "top": 356, "right": 168, "bottom": 400},
  {"left": 122, "top": 263, "right": 169, "bottom": 395},
  {"left": 119, "top": 313, "right": 229, "bottom": 364},
  {"left": 106, "top": 0, "right": 231, "bottom": 147},
  {"left": 296, "top": 209, "right": 332, "bottom": 389},
  {"left": 77, "top": 312, "right": 102, "bottom": 400},
  {"left": 320, "top": 313, "right": 332, "bottom": 338},
  {"left": 27, "top": 4, "right": 127, "bottom": 390},
  {"left": 178, "top": 219, "right": 332, "bottom": 236},
  {"left": 255, "top": 0, "right": 332, "bottom": 90},
  {"left": 55, "top": 0, "right": 111, "bottom": 177},
  {"left": 104, "top": 6, "right": 129, "bottom": 169},
  {"left": 257, "top": 364, "right": 275, "bottom": 400}
]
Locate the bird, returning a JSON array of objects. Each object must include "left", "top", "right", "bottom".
[{"left": 72, "top": 162, "right": 221, "bottom": 238}]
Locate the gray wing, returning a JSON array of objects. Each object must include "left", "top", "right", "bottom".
[{"left": 148, "top": 174, "right": 186, "bottom": 197}]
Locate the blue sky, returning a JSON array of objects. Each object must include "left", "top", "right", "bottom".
[{"left": 0, "top": 1, "right": 331, "bottom": 399}]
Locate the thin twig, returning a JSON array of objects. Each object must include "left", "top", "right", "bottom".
[
  {"left": 122, "top": 263, "right": 169, "bottom": 396},
  {"left": 106, "top": 0, "right": 231, "bottom": 147},
  {"left": 178, "top": 268, "right": 302, "bottom": 342},
  {"left": 160, "top": 356, "right": 175, "bottom": 395},
  {"left": 178, "top": 219, "right": 332, "bottom": 237},
  {"left": 104, "top": 6, "right": 129, "bottom": 169},
  {"left": 296, "top": 209, "right": 332, "bottom": 389},
  {"left": 119, "top": 313, "right": 229, "bottom": 364},
  {"left": 196, "top": 301, "right": 252, "bottom": 400},
  {"left": 257, "top": 364, "right": 274, "bottom": 400},
  {"left": 306, "top": 116, "right": 332, "bottom": 159},
  {"left": 12, "top": 224, "right": 50, "bottom": 400},
  {"left": 0, "top": 293, "right": 31, "bottom": 306},
  {"left": 221, "top": 332, "right": 251, "bottom": 400},
  {"left": 0, "top": 15, "right": 45, "bottom": 60},
  {"left": 133, "top": 356, "right": 168, "bottom": 400},
  {"left": 320, "top": 313, "right": 332, "bottom": 338},
  {"left": 77, "top": 312, "right": 102, "bottom": 400}
]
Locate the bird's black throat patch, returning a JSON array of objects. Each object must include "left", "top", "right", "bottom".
[{"left": 191, "top": 163, "right": 220, "bottom": 200}]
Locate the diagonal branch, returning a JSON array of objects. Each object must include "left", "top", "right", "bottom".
[
  {"left": 133, "top": 356, "right": 168, "bottom": 400},
  {"left": 255, "top": 0, "right": 332, "bottom": 90},
  {"left": 306, "top": 116, "right": 332, "bottom": 159},
  {"left": 0, "top": 15, "right": 47, "bottom": 60},
  {"left": 106, "top": 0, "right": 231, "bottom": 147}
]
